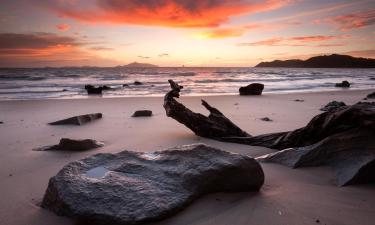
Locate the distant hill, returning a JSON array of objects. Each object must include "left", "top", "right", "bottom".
[
  {"left": 255, "top": 54, "right": 375, "bottom": 68},
  {"left": 119, "top": 62, "right": 158, "bottom": 68}
]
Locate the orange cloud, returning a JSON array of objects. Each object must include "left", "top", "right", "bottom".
[
  {"left": 56, "top": 23, "right": 71, "bottom": 31},
  {"left": 314, "top": 10, "right": 375, "bottom": 31},
  {"left": 196, "top": 27, "right": 246, "bottom": 39},
  {"left": 47, "top": 0, "right": 293, "bottom": 28},
  {"left": 238, "top": 35, "right": 350, "bottom": 47}
]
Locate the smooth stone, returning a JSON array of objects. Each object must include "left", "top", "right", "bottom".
[
  {"left": 34, "top": 138, "right": 104, "bottom": 151},
  {"left": 239, "top": 83, "right": 264, "bottom": 95},
  {"left": 320, "top": 101, "right": 346, "bottom": 112},
  {"left": 132, "top": 110, "right": 152, "bottom": 117},
  {"left": 260, "top": 117, "right": 272, "bottom": 122},
  {"left": 41, "top": 144, "right": 264, "bottom": 225},
  {"left": 49, "top": 113, "right": 102, "bottom": 126}
]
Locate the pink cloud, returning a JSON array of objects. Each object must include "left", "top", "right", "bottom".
[{"left": 56, "top": 23, "right": 71, "bottom": 31}]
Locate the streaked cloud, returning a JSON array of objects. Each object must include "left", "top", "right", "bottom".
[
  {"left": 238, "top": 35, "right": 350, "bottom": 47},
  {"left": 45, "top": 0, "right": 293, "bottom": 28},
  {"left": 313, "top": 10, "right": 375, "bottom": 31}
]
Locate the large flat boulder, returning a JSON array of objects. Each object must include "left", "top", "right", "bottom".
[
  {"left": 49, "top": 113, "right": 102, "bottom": 126},
  {"left": 41, "top": 144, "right": 264, "bottom": 225}
]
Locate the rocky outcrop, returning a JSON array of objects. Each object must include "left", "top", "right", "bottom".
[
  {"left": 132, "top": 110, "right": 152, "bottom": 117},
  {"left": 335, "top": 80, "right": 350, "bottom": 88},
  {"left": 320, "top": 101, "right": 346, "bottom": 112},
  {"left": 49, "top": 113, "right": 102, "bottom": 126},
  {"left": 239, "top": 83, "right": 264, "bottom": 95},
  {"left": 34, "top": 138, "right": 104, "bottom": 151},
  {"left": 41, "top": 144, "right": 264, "bottom": 225}
]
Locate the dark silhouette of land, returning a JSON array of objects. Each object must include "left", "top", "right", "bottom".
[
  {"left": 256, "top": 54, "right": 375, "bottom": 68},
  {"left": 118, "top": 62, "right": 158, "bottom": 68}
]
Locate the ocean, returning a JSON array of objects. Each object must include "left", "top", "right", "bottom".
[{"left": 0, "top": 67, "right": 374, "bottom": 100}]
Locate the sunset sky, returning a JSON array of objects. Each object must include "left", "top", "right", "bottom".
[{"left": 0, "top": 0, "right": 374, "bottom": 67}]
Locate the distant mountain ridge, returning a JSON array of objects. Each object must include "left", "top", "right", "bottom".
[
  {"left": 118, "top": 62, "right": 158, "bottom": 68},
  {"left": 255, "top": 54, "right": 375, "bottom": 68}
]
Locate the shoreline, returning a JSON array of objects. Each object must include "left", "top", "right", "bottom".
[
  {"left": 0, "top": 89, "right": 374, "bottom": 225},
  {"left": 0, "top": 88, "right": 373, "bottom": 102}
]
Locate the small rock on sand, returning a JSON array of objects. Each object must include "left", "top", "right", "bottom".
[
  {"left": 294, "top": 99, "right": 304, "bottom": 102},
  {"left": 260, "top": 117, "right": 273, "bottom": 122},
  {"left": 367, "top": 92, "right": 375, "bottom": 99},
  {"left": 49, "top": 113, "right": 102, "bottom": 126},
  {"left": 132, "top": 110, "right": 152, "bottom": 117},
  {"left": 34, "top": 138, "right": 104, "bottom": 151},
  {"left": 134, "top": 81, "right": 143, "bottom": 85}
]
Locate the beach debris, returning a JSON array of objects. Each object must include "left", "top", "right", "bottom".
[
  {"left": 49, "top": 113, "right": 102, "bottom": 126},
  {"left": 134, "top": 81, "right": 143, "bottom": 85},
  {"left": 320, "top": 101, "right": 346, "bottom": 112},
  {"left": 162, "top": 81, "right": 375, "bottom": 186},
  {"left": 239, "top": 83, "right": 264, "bottom": 95},
  {"left": 257, "top": 102, "right": 375, "bottom": 186},
  {"left": 294, "top": 99, "right": 304, "bottom": 102},
  {"left": 367, "top": 92, "right": 375, "bottom": 99},
  {"left": 84, "top": 85, "right": 103, "bottom": 94},
  {"left": 34, "top": 138, "right": 104, "bottom": 151},
  {"left": 164, "top": 80, "right": 250, "bottom": 140},
  {"left": 132, "top": 110, "right": 152, "bottom": 117},
  {"left": 41, "top": 144, "right": 264, "bottom": 225},
  {"left": 260, "top": 117, "right": 273, "bottom": 122},
  {"left": 335, "top": 80, "right": 350, "bottom": 88}
]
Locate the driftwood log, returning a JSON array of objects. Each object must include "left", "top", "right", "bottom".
[
  {"left": 163, "top": 80, "right": 375, "bottom": 186},
  {"left": 164, "top": 80, "right": 250, "bottom": 140}
]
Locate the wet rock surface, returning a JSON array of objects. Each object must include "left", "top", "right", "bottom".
[
  {"left": 320, "top": 101, "right": 346, "bottom": 112},
  {"left": 49, "top": 113, "right": 102, "bottom": 125},
  {"left": 132, "top": 110, "right": 152, "bottom": 117},
  {"left": 34, "top": 138, "right": 104, "bottom": 151},
  {"left": 239, "top": 83, "right": 264, "bottom": 95},
  {"left": 41, "top": 144, "right": 264, "bottom": 225},
  {"left": 367, "top": 92, "right": 375, "bottom": 99}
]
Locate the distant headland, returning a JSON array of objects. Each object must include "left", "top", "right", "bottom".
[
  {"left": 117, "top": 62, "right": 158, "bottom": 68},
  {"left": 255, "top": 54, "right": 375, "bottom": 68}
]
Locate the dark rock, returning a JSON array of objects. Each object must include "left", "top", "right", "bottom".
[
  {"left": 102, "top": 85, "right": 111, "bottom": 90},
  {"left": 34, "top": 138, "right": 104, "bottom": 151},
  {"left": 122, "top": 84, "right": 129, "bottom": 87},
  {"left": 260, "top": 117, "right": 272, "bottom": 122},
  {"left": 239, "top": 83, "right": 264, "bottom": 95},
  {"left": 256, "top": 102, "right": 375, "bottom": 186},
  {"left": 134, "top": 81, "right": 143, "bottom": 85},
  {"left": 85, "top": 85, "right": 103, "bottom": 94},
  {"left": 62, "top": 89, "right": 68, "bottom": 92},
  {"left": 335, "top": 80, "right": 350, "bottom": 88},
  {"left": 320, "top": 101, "right": 346, "bottom": 112},
  {"left": 294, "top": 99, "right": 304, "bottom": 102},
  {"left": 132, "top": 110, "right": 152, "bottom": 117},
  {"left": 0, "top": 121, "right": 3, "bottom": 124},
  {"left": 370, "top": 77, "right": 375, "bottom": 80},
  {"left": 49, "top": 113, "right": 102, "bottom": 126},
  {"left": 367, "top": 92, "right": 375, "bottom": 99},
  {"left": 41, "top": 144, "right": 264, "bottom": 225}
]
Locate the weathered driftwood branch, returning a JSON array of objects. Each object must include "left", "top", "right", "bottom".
[{"left": 163, "top": 80, "right": 250, "bottom": 140}]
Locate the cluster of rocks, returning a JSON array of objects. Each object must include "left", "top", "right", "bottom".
[
  {"left": 320, "top": 101, "right": 346, "bottom": 112},
  {"left": 85, "top": 81, "right": 144, "bottom": 95}
]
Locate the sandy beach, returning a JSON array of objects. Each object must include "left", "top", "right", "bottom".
[{"left": 1, "top": 89, "right": 374, "bottom": 225}]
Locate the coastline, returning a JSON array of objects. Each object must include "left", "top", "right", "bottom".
[{"left": 0, "top": 89, "right": 374, "bottom": 225}]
